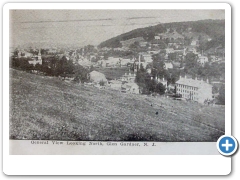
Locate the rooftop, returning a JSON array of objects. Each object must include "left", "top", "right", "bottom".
[{"left": 176, "top": 77, "right": 212, "bottom": 89}]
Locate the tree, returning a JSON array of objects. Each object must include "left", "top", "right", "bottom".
[
  {"left": 13, "top": 49, "right": 19, "bottom": 57},
  {"left": 103, "top": 53, "right": 109, "bottom": 60},
  {"left": 155, "top": 83, "right": 166, "bottom": 95},
  {"left": 168, "top": 52, "right": 177, "bottom": 61},
  {"left": 41, "top": 63, "right": 51, "bottom": 75},
  {"left": 169, "top": 28, "right": 174, "bottom": 33},
  {"left": 184, "top": 52, "right": 199, "bottom": 76},
  {"left": 35, "top": 63, "right": 42, "bottom": 74},
  {"left": 19, "top": 58, "right": 31, "bottom": 71},
  {"left": 218, "top": 85, "right": 225, "bottom": 105},
  {"left": 73, "top": 64, "right": 89, "bottom": 83},
  {"left": 143, "top": 31, "right": 155, "bottom": 41},
  {"left": 99, "top": 80, "right": 105, "bottom": 86},
  {"left": 129, "top": 41, "right": 139, "bottom": 50}
]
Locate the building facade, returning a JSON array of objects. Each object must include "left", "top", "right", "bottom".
[
  {"left": 175, "top": 76, "right": 213, "bottom": 103},
  {"left": 28, "top": 49, "right": 42, "bottom": 66},
  {"left": 197, "top": 56, "right": 208, "bottom": 66}
]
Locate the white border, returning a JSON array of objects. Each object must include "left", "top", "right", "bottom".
[{"left": 3, "top": 3, "right": 231, "bottom": 175}]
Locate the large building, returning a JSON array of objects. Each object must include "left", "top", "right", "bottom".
[{"left": 175, "top": 76, "right": 213, "bottom": 103}]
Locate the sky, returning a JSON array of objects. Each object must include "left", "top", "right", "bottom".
[{"left": 10, "top": 10, "right": 225, "bottom": 48}]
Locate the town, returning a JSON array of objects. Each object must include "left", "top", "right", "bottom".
[
  {"left": 10, "top": 26, "right": 225, "bottom": 105},
  {"left": 9, "top": 15, "right": 225, "bottom": 142}
]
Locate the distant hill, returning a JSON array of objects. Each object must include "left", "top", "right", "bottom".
[{"left": 98, "top": 19, "right": 225, "bottom": 49}]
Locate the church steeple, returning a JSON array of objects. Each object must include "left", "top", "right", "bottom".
[
  {"left": 38, "top": 49, "right": 42, "bottom": 60},
  {"left": 37, "top": 49, "right": 42, "bottom": 65}
]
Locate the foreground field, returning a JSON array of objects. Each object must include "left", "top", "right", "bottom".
[{"left": 10, "top": 69, "right": 225, "bottom": 141}]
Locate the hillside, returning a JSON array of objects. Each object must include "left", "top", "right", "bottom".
[
  {"left": 10, "top": 69, "right": 224, "bottom": 141},
  {"left": 98, "top": 19, "right": 225, "bottom": 49}
]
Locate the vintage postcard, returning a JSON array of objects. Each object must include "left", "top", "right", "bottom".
[{"left": 3, "top": 2, "right": 232, "bottom": 175}]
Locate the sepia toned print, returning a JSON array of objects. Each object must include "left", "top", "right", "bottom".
[{"left": 9, "top": 10, "right": 225, "bottom": 142}]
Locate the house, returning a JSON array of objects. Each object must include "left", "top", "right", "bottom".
[
  {"left": 89, "top": 71, "right": 108, "bottom": 84},
  {"left": 121, "top": 72, "right": 136, "bottom": 83},
  {"left": 120, "top": 58, "right": 132, "bottom": 66},
  {"left": 197, "top": 56, "right": 208, "bottom": 66},
  {"left": 148, "top": 50, "right": 160, "bottom": 55},
  {"left": 187, "top": 47, "right": 197, "bottom": 54},
  {"left": 142, "top": 54, "right": 153, "bottom": 63},
  {"left": 158, "top": 30, "right": 184, "bottom": 41},
  {"left": 105, "top": 57, "right": 121, "bottom": 67},
  {"left": 191, "top": 40, "right": 199, "bottom": 46},
  {"left": 175, "top": 76, "right": 213, "bottom": 103},
  {"left": 163, "top": 61, "right": 173, "bottom": 70},
  {"left": 139, "top": 41, "right": 148, "bottom": 47},
  {"left": 48, "top": 48, "right": 57, "bottom": 54},
  {"left": 146, "top": 68, "right": 152, "bottom": 74},
  {"left": 165, "top": 48, "right": 174, "bottom": 54},
  {"left": 210, "top": 55, "right": 224, "bottom": 62},
  {"left": 78, "top": 58, "right": 92, "bottom": 67},
  {"left": 172, "top": 61, "right": 181, "bottom": 68},
  {"left": 108, "top": 80, "right": 122, "bottom": 90},
  {"left": 98, "top": 60, "right": 107, "bottom": 67},
  {"left": 28, "top": 49, "right": 42, "bottom": 66},
  {"left": 157, "top": 77, "right": 168, "bottom": 87}
]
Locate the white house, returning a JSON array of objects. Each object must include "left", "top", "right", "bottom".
[
  {"left": 121, "top": 72, "right": 136, "bottom": 83},
  {"left": 105, "top": 57, "right": 121, "bottom": 67},
  {"left": 188, "top": 47, "right": 197, "bottom": 54},
  {"left": 197, "top": 56, "right": 208, "bottom": 66},
  {"left": 157, "top": 77, "right": 168, "bottom": 88},
  {"left": 28, "top": 49, "right": 42, "bottom": 66},
  {"left": 120, "top": 58, "right": 131, "bottom": 66},
  {"left": 163, "top": 62, "right": 173, "bottom": 70},
  {"left": 191, "top": 40, "right": 199, "bottom": 46},
  {"left": 142, "top": 54, "right": 153, "bottom": 63},
  {"left": 165, "top": 48, "right": 174, "bottom": 54},
  {"left": 175, "top": 76, "right": 213, "bottom": 103}
]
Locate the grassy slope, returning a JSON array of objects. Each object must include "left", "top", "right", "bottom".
[{"left": 10, "top": 69, "right": 225, "bottom": 141}]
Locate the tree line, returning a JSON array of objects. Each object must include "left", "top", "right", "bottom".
[
  {"left": 10, "top": 56, "right": 89, "bottom": 83},
  {"left": 135, "top": 64, "right": 166, "bottom": 95}
]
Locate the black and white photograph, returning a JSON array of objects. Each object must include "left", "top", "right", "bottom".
[{"left": 9, "top": 9, "right": 225, "bottom": 144}]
